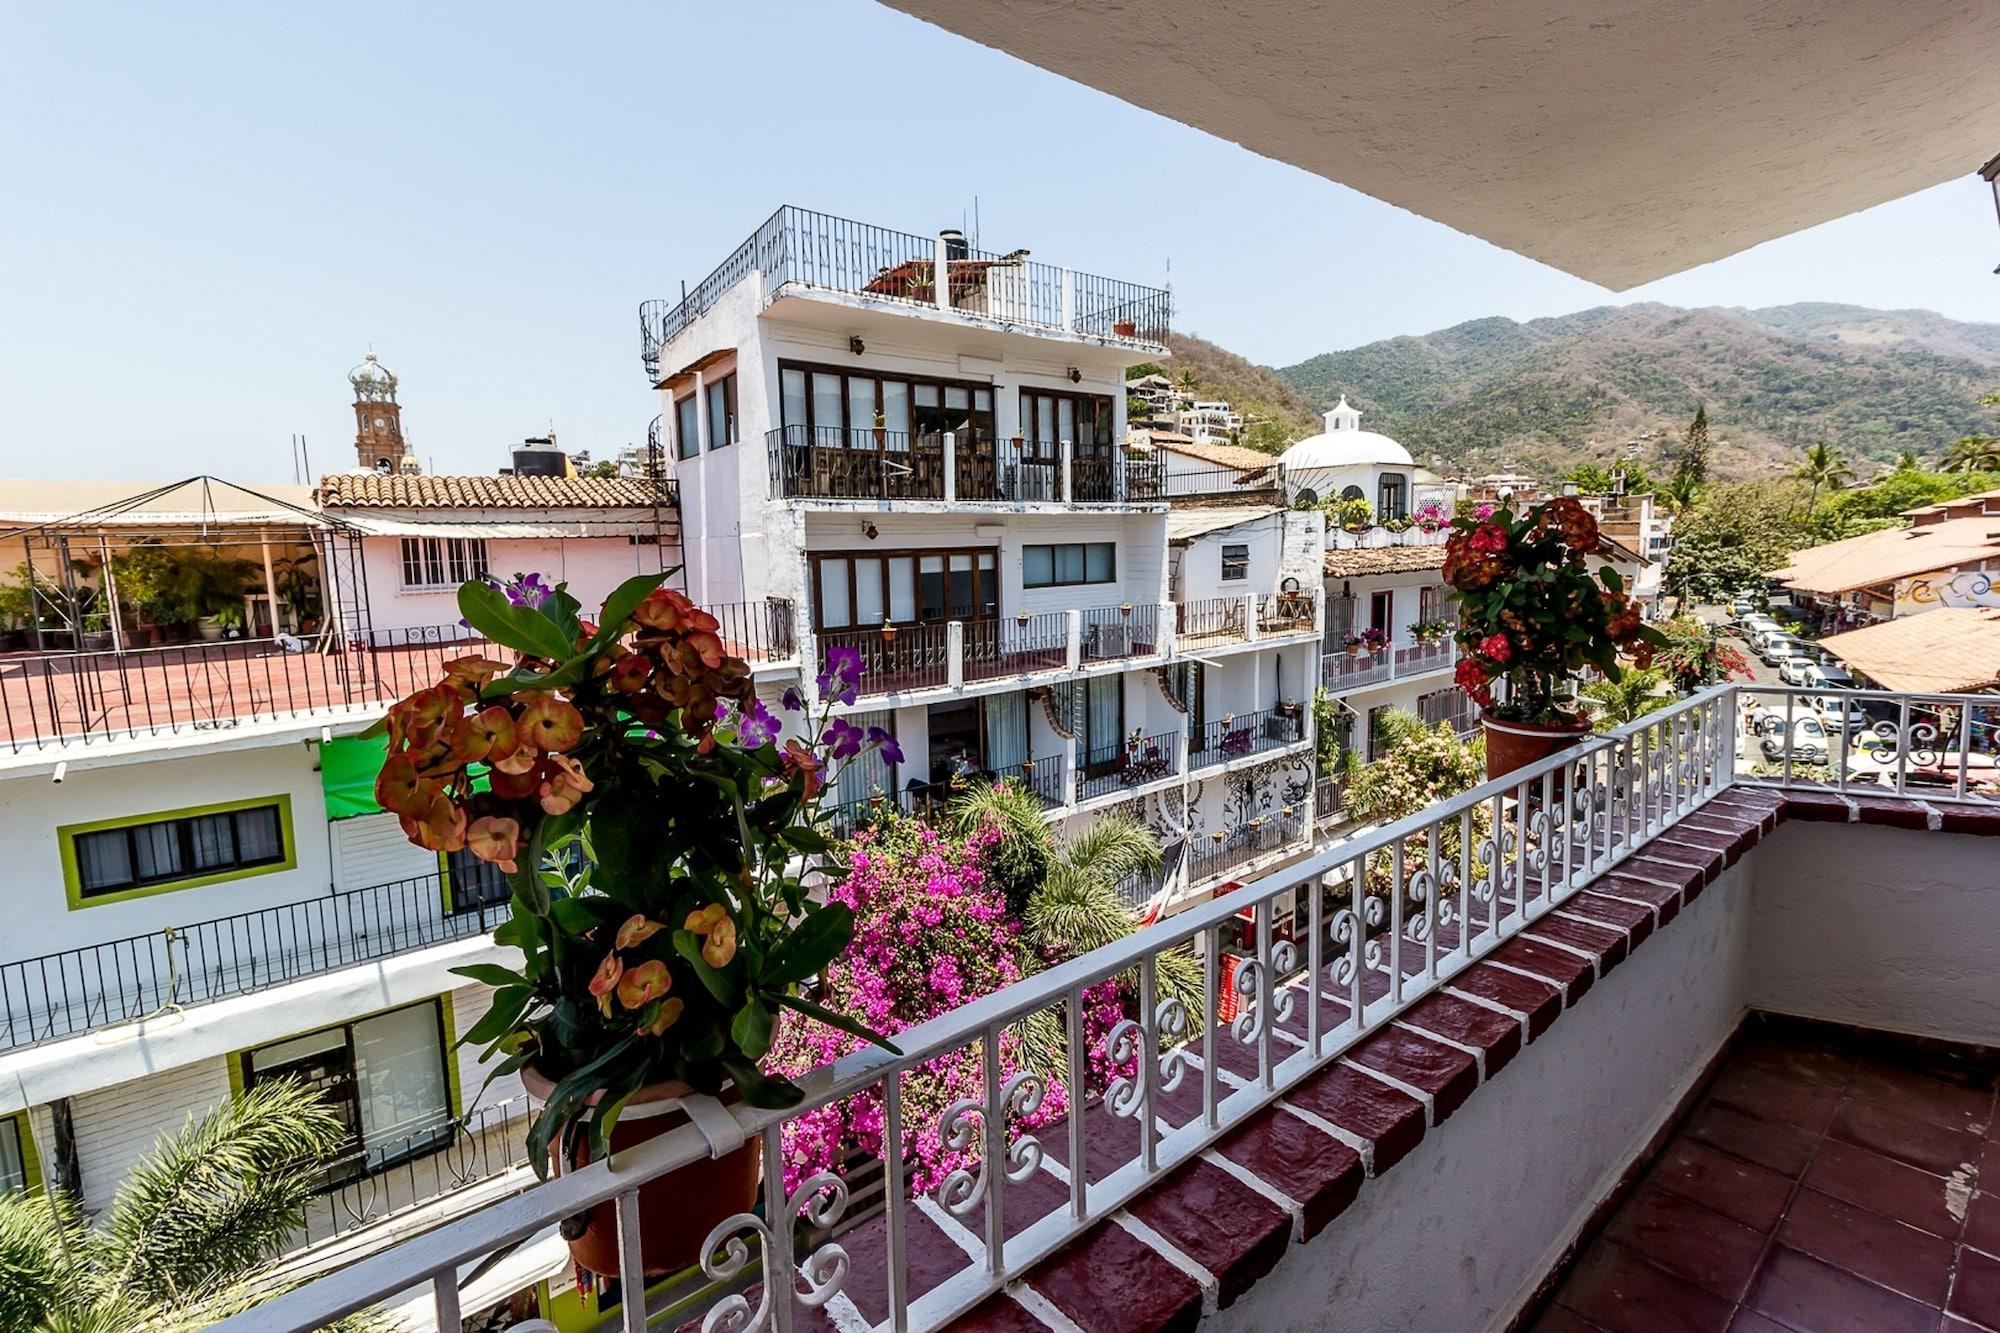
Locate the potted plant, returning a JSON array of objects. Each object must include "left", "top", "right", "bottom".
[
  {"left": 872, "top": 408, "right": 888, "bottom": 446},
  {"left": 370, "top": 572, "right": 898, "bottom": 1278},
  {"left": 78, "top": 601, "right": 113, "bottom": 652},
  {"left": 0, "top": 566, "right": 34, "bottom": 650},
  {"left": 1344, "top": 632, "right": 1364, "bottom": 658},
  {"left": 1113, "top": 318, "right": 1138, "bottom": 338},
  {"left": 213, "top": 603, "right": 246, "bottom": 640},
  {"left": 1414, "top": 503, "right": 1447, "bottom": 533},
  {"left": 1444, "top": 497, "right": 1664, "bottom": 780},
  {"left": 1337, "top": 496, "right": 1373, "bottom": 532}
]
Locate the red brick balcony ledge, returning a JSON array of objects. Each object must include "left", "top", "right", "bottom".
[{"left": 925, "top": 788, "right": 1992, "bottom": 1333}]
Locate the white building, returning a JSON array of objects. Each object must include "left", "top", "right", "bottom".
[
  {"left": 646, "top": 205, "right": 1324, "bottom": 916},
  {"left": 1280, "top": 395, "right": 1418, "bottom": 521}
]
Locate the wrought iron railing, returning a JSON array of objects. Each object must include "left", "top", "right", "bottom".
[
  {"left": 1080, "top": 604, "right": 1159, "bottom": 662},
  {"left": 1188, "top": 811, "right": 1310, "bottom": 885},
  {"left": 1176, "top": 596, "right": 1250, "bottom": 646},
  {"left": 0, "top": 872, "right": 504, "bottom": 1054},
  {"left": 1153, "top": 460, "right": 1285, "bottom": 500},
  {"left": 765, "top": 425, "right": 956, "bottom": 501},
  {"left": 288, "top": 1095, "right": 535, "bottom": 1254},
  {"left": 1113, "top": 838, "right": 1183, "bottom": 912},
  {"left": 988, "top": 756, "right": 1066, "bottom": 809},
  {"left": 0, "top": 626, "right": 501, "bottom": 754},
  {"left": 1189, "top": 705, "right": 1306, "bottom": 770},
  {"left": 707, "top": 599, "right": 797, "bottom": 663},
  {"left": 816, "top": 624, "right": 953, "bottom": 696},
  {"left": 641, "top": 206, "right": 1171, "bottom": 379},
  {"left": 1731, "top": 685, "right": 2000, "bottom": 802},
  {"left": 1314, "top": 773, "right": 1347, "bottom": 823},
  {"left": 1257, "top": 591, "right": 1318, "bottom": 637},
  {"left": 226, "top": 687, "right": 1745, "bottom": 1333},
  {"left": 1321, "top": 637, "right": 1457, "bottom": 691},
  {"left": 1079, "top": 729, "right": 1181, "bottom": 800},
  {"left": 962, "top": 614, "right": 1068, "bottom": 684}
]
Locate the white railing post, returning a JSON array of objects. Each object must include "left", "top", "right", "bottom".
[
  {"left": 947, "top": 620, "right": 964, "bottom": 690},
  {"left": 1158, "top": 602, "right": 1176, "bottom": 658},
  {"left": 1061, "top": 439, "right": 1074, "bottom": 505},
  {"left": 1313, "top": 586, "right": 1326, "bottom": 638},
  {"left": 1066, "top": 609, "right": 1082, "bottom": 670},
  {"left": 934, "top": 234, "right": 951, "bottom": 311},
  {"left": 1174, "top": 724, "right": 1190, "bottom": 778},
  {"left": 943, "top": 429, "right": 956, "bottom": 503},
  {"left": 1244, "top": 594, "right": 1260, "bottom": 643},
  {"left": 1062, "top": 735, "right": 1078, "bottom": 806},
  {"left": 1060, "top": 267, "right": 1076, "bottom": 331}
]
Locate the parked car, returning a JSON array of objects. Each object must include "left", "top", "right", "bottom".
[
  {"left": 1729, "top": 595, "right": 1762, "bottom": 618},
  {"left": 1738, "top": 613, "right": 1780, "bottom": 638},
  {"left": 1754, "top": 630, "right": 1809, "bottom": 664},
  {"left": 1812, "top": 695, "right": 1885, "bottom": 733},
  {"left": 1800, "top": 663, "right": 1854, "bottom": 690},
  {"left": 1850, "top": 752, "right": 2000, "bottom": 797},
  {"left": 1777, "top": 654, "right": 1819, "bottom": 686},
  {"left": 1758, "top": 713, "right": 1830, "bottom": 764}
]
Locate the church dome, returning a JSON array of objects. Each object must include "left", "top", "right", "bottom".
[
  {"left": 349, "top": 352, "right": 399, "bottom": 402},
  {"left": 1279, "top": 395, "right": 1414, "bottom": 470}
]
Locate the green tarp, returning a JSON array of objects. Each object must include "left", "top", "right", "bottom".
[{"left": 320, "top": 735, "right": 389, "bottom": 820}]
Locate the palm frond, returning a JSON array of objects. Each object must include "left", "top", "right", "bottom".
[
  {"left": 0, "top": 1187, "right": 86, "bottom": 1330},
  {"left": 104, "top": 1078, "right": 350, "bottom": 1297}
]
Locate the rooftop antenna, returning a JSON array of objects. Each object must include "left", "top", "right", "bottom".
[{"left": 972, "top": 196, "right": 980, "bottom": 251}]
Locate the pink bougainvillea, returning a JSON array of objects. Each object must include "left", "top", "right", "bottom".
[{"left": 765, "top": 818, "right": 1128, "bottom": 1195}]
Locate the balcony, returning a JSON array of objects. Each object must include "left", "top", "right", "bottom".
[
  {"left": 218, "top": 685, "right": 2000, "bottom": 1333},
  {"left": 1188, "top": 704, "right": 1306, "bottom": 771},
  {"left": 1176, "top": 590, "right": 1322, "bottom": 653},
  {"left": 1321, "top": 636, "right": 1457, "bottom": 691},
  {"left": 765, "top": 426, "right": 1157, "bottom": 506},
  {"left": 1187, "top": 809, "right": 1311, "bottom": 885},
  {"left": 814, "top": 606, "right": 1168, "bottom": 702},
  {"left": 0, "top": 871, "right": 506, "bottom": 1055},
  {"left": 640, "top": 205, "right": 1171, "bottom": 380},
  {"left": 1079, "top": 728, "right": 1183, "bottom": 800}
]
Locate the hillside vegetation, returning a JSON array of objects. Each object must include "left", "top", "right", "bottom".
[{"left": 1272, "top": 303, "right": 2000, "bottom": 479}]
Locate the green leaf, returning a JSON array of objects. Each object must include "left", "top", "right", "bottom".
[
  {"left": 450, "top": 963, "right": 531, "bottom": 988},
  {"left": 1599, "top": 565, "right": 1624, "bottom": 594},
  {"left": 775, "top": 992, "right": 901, "bottom": 1054},
  {"left": 457, "top": 579, "right": 579, "bottom": 662},
  {"left": 526, "top": 1036, "right": 639, "bottom": 1172},
  {"left": 781, "top": 825, "right": 833, "bottom": 855},
  {"left": 582, "top": 572, "right": 671, "bottom": 656},
  {"left": 462, "top": 986, "right": 530, "bottom": 1046},
  {"left": 720, "top": 1058, "right": 804, "bottom": 1110},
  {"left": 760, "top": 903, "right": 854, "bottom": 985},
  {"left": 730, "top": 999, "right": 775, "bottom": 1062},
  {"left": 672, "top": 930, "right": 736, "bottom": 1004}
]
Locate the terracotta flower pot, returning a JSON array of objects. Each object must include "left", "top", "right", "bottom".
[
  {"left": 521, "top": 1065, "right": 761, "bottom": 1279},
  {"left": 1113, "top": 319, "right": 1137, "bottom": 338},
  {"left": 1482, "top": 711, "right": 1592, "bottom": 783}
]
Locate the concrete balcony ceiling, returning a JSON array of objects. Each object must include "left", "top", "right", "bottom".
[{"left": 881, "top": 0, "right": 2000, "bottom": 289}]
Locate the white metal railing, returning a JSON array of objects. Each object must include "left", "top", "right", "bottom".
[
  {"left": 1731, "top": 684, "right": 2000, "bottom": 803},
  {"left": 1322, "top": 637, "right": 1457, "bottom": 691},
  {"left": 217, "top": 685, "right": 1744, "bottom": 1333}
]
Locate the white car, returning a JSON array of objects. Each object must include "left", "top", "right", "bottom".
[
  {"left": 1759, "top": 713, "right": 1830, "bottom": 764},
  {"left": 1800, "top": 663, "right": 1854, "bottom": 690},
  {"left": 1777, "top": 655, "right": 1817, "bottom": 686},
  {"left": 1754, "top": 630, "right": 1809, "bottom": 665}
]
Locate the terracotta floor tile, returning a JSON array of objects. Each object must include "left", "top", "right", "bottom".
[
  {"left": 1966, "top": 1190, "right": 2000, "bottom": 1257},
  {"left": 1687, "top": 1101, "right": 1820, "bottom": 1178},
  {"left": 1803, "top": 1138, "right": 1966, "bottom": 1239},
  {"left": 1949, "top": 1246, "right": 2000, "bottom": 1331},
  {"left": 1529, "top": 1306, "right": 1605, "bottom": 1333},
  {"left": 1649, "top": 1138, "right": 1796, "bottom": 1234},
  {"left": 1602, "top": 1184, "right": 1769, "bottom": 1302},
  {"left": 1026, "top": 1219, "right": 1203, "bottom": 1333},
  {"left": 1729, "top": 1034, "right": 1857, "bottom": 1091},
  {"left": 1707, "top": 1063, "right": 1844, "bottom": 1135},
  {"left": 1847, "top": 1060, "right": 1996, "bottom": 1138},
  {"left": 1348, "top": 1026, "right": 1479, "bottom": 1121},
  {"left": 1555, "top": 1240, "right": 1737, "bottom": 1333},
  {"left": 1745, "top": 1245, "right": 1939, "bottom": 1333},
  {"left": 1125, "top": 1159, "right": 1290, "bottom": 1309},
  {"left": 942, "top": 1294, "right": 1049, "bottom": 1332},
  {"left": 1215, "top": 1107, "right": 1363, "bottom": 1241},
  {"left": 1776, "top": 1186, "right": 1956, "bottom": 1306},
  {"left": 1830, "top": 1098, "right": 1984, "bottom": 1176},
  {"left": 1724, "top": 1312, "right": 1792, "bottom": 1333}
]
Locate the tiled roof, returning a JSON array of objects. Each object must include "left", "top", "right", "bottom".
[
  {"left": 1323, "top": 545, "right": 1448, "bottom": 577},
  {"left": 1817, "top": 607, "right": 2000, "bottom": 693},
  {"left": 1166, "top": 506, "right": 1282, "bottom": 542},
  {"left": 1773, "top": 516, "right": 2000, "bottom": 593},
  {"left": 1149, "top": 438, "right": 1283, "bottom": 473},
  {"left": 316, "top": 473, "right": 674, "bottom": 509}
]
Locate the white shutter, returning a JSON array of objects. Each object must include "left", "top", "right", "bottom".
[{"left": 332, "top": 813, "right": 438, "bottom": 892}]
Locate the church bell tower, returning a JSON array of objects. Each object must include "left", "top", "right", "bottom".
[{"left": 349, "top": 353, "right": 418, "bottom": 473}]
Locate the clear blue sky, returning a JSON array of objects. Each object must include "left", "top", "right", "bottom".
[{"left": 2, "top": 1, "right": 1994, "bottom": 483}]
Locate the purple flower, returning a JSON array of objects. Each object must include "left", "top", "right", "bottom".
[
  {"left": 816, "top": 645, "right": 864, "bottom": 706},
  {"left": 738, "top": 697, "right": 782, "bottom": 749},
  {"left": 781, "top": 686, "right": 806, "bottom": 713},
  {"left": 865, "top": 725, "right": 904, "bottom": 766},
  {"left": 825, "top": 718, "right": 865, "bottom": 760},
  {"left": 501, "top": 571, "right": 553, "bottom": 609}
]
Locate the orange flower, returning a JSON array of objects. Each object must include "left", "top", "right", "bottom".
[
  {"left": 465, "top": 815, "right": 522, "bottom": 872},
  {"left": 467, "top": 706, "right": 519, "bottom": 764},
  {"left": 409, "top": 788, "right": 467, "bottom": 852},
  {"left": 685, "top": 903, "right": 728, "bottom": 935},
  {"left": 701, "top": 916, "right": 738, "bottom": 969},
  {"left": 391, "top": 684, "right": 461, "bottom": 747},
  {"left": 606, "top": 652, "right": 651, "bottom": 694},
  {"left": 374, "top": 754, "right": 429, "bottom": 817},
  {"left": 517, "top": 692, "right": 585, "bottom": 752},
  {"left": 632, "top": 588, "right": 698, "bottom": 631},
  {"left": 615, "top": 914, "right": 664, "bottom": 949},
  {"left": 637, "top": 996, "right": 685, "bottom": 1036},
  {"left": 781, "top": 739, "right": 823, "bottom": 800},
  {"left": 538, "top": 751, "right": 595, "bottom": 815},
  {"left": 491, "top": 742, "right": 540, "bottom": 776},
  {"left": 588, "top": 950, "right": 624, "bottom": 1018},
  {"left": 616, "top": 959, "right": 672, "bottom": 1010},
  {"left": 488, "top": 763, "right": 541, "bottom": 800},
  {"left": 442, "top": 656, "right": 512, "bottom": 690}
]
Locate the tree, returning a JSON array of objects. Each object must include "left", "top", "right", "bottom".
[
  {"left": 1674, "top": 405, "right": 1711, "bottom": 487},
  {"left": 1663, "top": 480, "right": 1809, "bottom": 604},
  {"left": 1657, "top": 471, "right": 1704, "bottom": 514},
  {"left": 1174, "top": 368, "right": 1200, "bottom": 396},
  {"left": 1793, "top": 442, "right": 1854, "bottom": 516},
  {"left": 1565, "top": 461, "right": 1655, "bottom": 496},
  {"left": 1579, "top": 667, "right": 1670, "bottom": 730},
  {"left": 1892, "top": 449, "right": 1923, "bottom": 473},
  {"left": 0, "top": 1081, "right": 388, "bottom": 1331},
  {"left": 1939, "top": 435, "right": 2000, "bottom": 473}
]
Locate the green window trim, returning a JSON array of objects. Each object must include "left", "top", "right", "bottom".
[
  {"left": 226, "top": 993, "right": 464, "bottom": 1117},
  {"left": 2, "top": 1110, "right": 42, "bottom": 1195},
  {"left": 59, "top": 794, "right": 297, "bottom": 910}
]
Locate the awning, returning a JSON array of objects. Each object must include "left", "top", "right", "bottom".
[
  {"left": 320, "top": 735, "right": 389, "bottom": 819},
  {"left": 338, "top": 516, "right": 641, "bottom": 540}
]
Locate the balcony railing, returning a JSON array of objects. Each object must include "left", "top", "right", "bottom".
[
  {"left": 989, "top": 756, "right": 1066, "bottom": 809},
  {"left": 1257, "top": 590, "right": 1318, "bottom": 637},
  {"left": 234, "top": 684, "right": 1769, "bottom": 1333},
  {"left": 641, "top": 206, "right": 1171, "bottom": 379},
  {"left": 706, "top": 598, "right": 797, "bottom": 663},
  {"left": 0, "top": 871, "right": 506, "bottom": 1054},
  {"left": 962, "top": 613, "right": 1068, "bottom": 685},
  {"left": 1080, "top": 604, "right": 1160, "bottom": 663},
  {"left": 1189, "top": 705, "right": 1306, "bottom": 770},
  {"left": 1176, "top": 596, "right": 1249, "bottom": 646},
  {"left": 1079, "top": 729, "right": 1181, "bottom": 800},
  {"left": 1731, "top": 683, "right": 2000, "bottom": 800},
  {"left": 1321, "top": 637, "right": 1457, "bottom": 691},
  {"left": 814, "top": 607, "right": 1171, "bottom": 701},
  {"left": 1314, "top": 772, "right": 1347, "bottom": 823},
  {"left": 1187, "top": 810, "right": 1310, "bottom": 885},
  {"left": 1152, "top": 459, "right": 1286, "bottom": 500},
  {"left": 1113, "top": 838, "right": 1184, "bottom": 912},
  {"left": 766, "top": 426, "right": 1155, "bottom": 505}
]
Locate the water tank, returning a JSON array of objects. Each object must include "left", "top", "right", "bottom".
[{"left": 512, "top": 436, "right": 567, "bottom": 477}]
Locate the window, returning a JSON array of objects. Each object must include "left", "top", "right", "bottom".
[
  {"left": 446, "top": 846, "right": 511, "bottom": 913},
  {"left": 1221, "top": 544, "right": 1249, "bottom": 582},
  {"left": 779, "top": 362, "right": 993, "bottom": 445},
  {"left": 242, "top": 999, "right": 453, "bottom": 1175},
  {"left": 810, "top": 549, "right": 996, "bottom": 630},
  {"left": 1378, "top": 474, "right": 1408, "bottom": 522},
  {"left": 1418, "top": 585, "right": 1444, "bottom": 625},
  {"left": 705, "top": 374, "right": 738, "bottom": 449},
  {"left": 64, "top": 797, "right": 294, "bottom": 905},
  {"left": 1023, "top": 542, "right": 1116, "bottom": 588},
  {"left": 0, "top": 1115, "right": 30, "bottom": 1194},
  {"left": 1369, "top": 590, "right": 1393, "bottom": 635},
  {"left": 675, "top": 393, "right": 700, "bottom": 460},
  {"left": 1019, "top": 390, "right": 1115, "bottom": 453},
  {"left": 398, "top": 537, "right": 488, "bottom": 590}
]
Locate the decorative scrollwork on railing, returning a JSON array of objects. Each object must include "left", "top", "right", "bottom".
[
  {"left": 1328, "top": 905, "right": 1359, "bottom": 988},
  {"left": 1471, "top": 836, "right": 1499, "bottom": 904},
  {"left": 1269, "top": 938, "right": 1298, "bottom": 1024},
  {"left": 1155, "top": 997, "right": 1191, "bottom": 1092},
  {"left": 1525, "top": 808, "right": 1551, "bottom": 872},
  {"left": 700, "top": 1172, "right": 852, "bottom": 1333},
  {"left": 936, "top": 1071, "right": 1046, "bottom": 1216},
  {"left": 1403, "top": 866, "right": 1434, "bottom": 942},
  {"left": 1229, "top": 956, "right": 1265, "bottom": 1042}
]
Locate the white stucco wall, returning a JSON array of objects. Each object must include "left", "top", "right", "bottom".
[
  {"left": 353, "top": 531, "right": 669, "bottom": 638},
  {"left": 1216, "top": 854, "right": 1757, "bottom": 1333},
  {"left": 1748, "top": 821, "right": 2000, "bottom": 1047}
]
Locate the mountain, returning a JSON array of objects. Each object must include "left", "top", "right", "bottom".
[
  {"left": 1272, "top": 303, "right": 2000, "bottom": 479},
  {"left": 1138, "top": 333, "right": 1320, "bottom": 451}
]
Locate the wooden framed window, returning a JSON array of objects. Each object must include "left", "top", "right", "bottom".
[
  {"left": 1023, "top": 542, "right": 1116, "bottom": 588},
  {"left": 704, "top": 373, "right": 738, "bottom": 449},
  {"left": 778, "top": 360, "right": 993, "bottom": 444},
  {"left": 809, "top": 548, "right": 998, "bottom": 630},
  {"left": 1369, "top": 590, "right": 1393, "bottom": 634},
  {"left": 399, "top": 537, "right": 488, "bottom": 590},
  {"left": 1019, "top": 389, "right": 1114, "bottom": 452},
  {"left": 0, "top": 1114, "right": 34, "bottom": 1195},
  {"left": 61, "top": 796, "right": 296, "bottom": 907}
]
